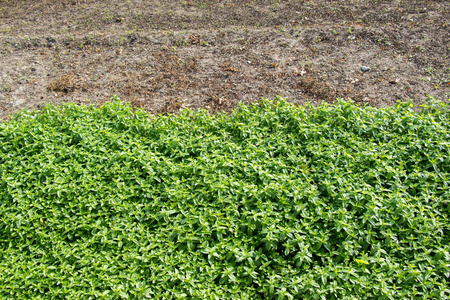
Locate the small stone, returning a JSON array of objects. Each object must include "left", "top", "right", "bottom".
[
  {"left": 389, "top": 79, "right": 399, "bottom": 84},
  {"left": 46, "top": 37, "right": 56, "bottom": 47},
  {"left": 361, "top": 66, "right": 371, "bottom": 72}
]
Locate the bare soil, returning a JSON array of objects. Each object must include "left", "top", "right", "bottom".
[{"left": 1, "top": 0, "right": 449, "bottom": 120}]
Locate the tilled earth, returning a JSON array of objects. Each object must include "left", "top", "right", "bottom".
[{"left": 0, "top": 0, "right": 449, "bottom": 120}]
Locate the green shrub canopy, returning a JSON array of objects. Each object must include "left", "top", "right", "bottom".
[{"left": 0, "top": 96, "right": 449, "bottom": 299}]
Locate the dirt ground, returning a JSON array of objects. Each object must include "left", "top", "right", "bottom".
[{"left": 0, "top": 0, "right": 449, "bottom": 120}]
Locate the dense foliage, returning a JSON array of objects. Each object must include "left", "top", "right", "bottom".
[{"left": 0, "top": 96, "right": 449, "bottom": 299}]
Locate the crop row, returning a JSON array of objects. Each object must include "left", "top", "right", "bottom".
[{"left": 0, "top": 96, "right": 449, "bottom": 299}]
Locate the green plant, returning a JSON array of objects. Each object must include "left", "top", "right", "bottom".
[
  {"left": 0, "top": 96, "right": 449, "bottom": 299},
  {"left": 426, "top": 65, "right": 435, "bottom": 75}
]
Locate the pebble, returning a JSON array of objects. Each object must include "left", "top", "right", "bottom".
[
  {"left": 361, "top": 66, "right": 371, "bottom": 72},
  {"left": 389, "top": 79, "right": 399, "bottom": 84}
]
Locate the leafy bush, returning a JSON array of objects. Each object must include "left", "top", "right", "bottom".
[{"left": 0, "top": 96, "right": 449, "bottom": 299}]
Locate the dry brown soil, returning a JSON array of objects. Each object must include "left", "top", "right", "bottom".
[{"left": 1, "top": 0, "right": 449, "bottom": 120}]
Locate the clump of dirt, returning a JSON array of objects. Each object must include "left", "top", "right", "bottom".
[
  {"left": 298, "top": 69, "right": 340, "bottom": 103},
  {"left": 0, "top": 0, "right": 449, "bottom": 121},
  {"left": 47, "top": 73, "right": 86, "bottom": 95}
]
